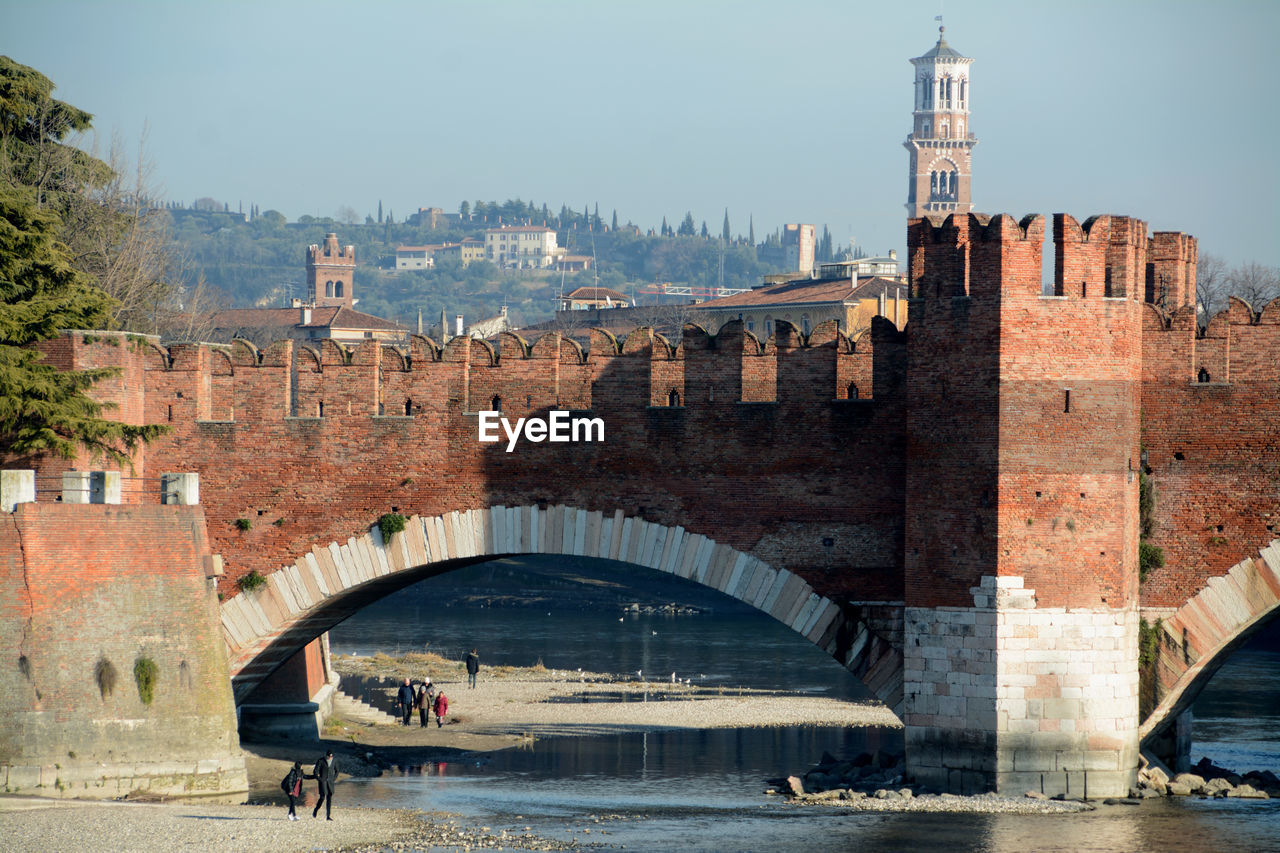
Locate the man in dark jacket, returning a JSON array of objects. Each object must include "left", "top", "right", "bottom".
[
  {"left": 396, "top": 677, "right": 415, "bottom": 725},
  {"left": 466, "top": 649, "right": 480, "bottom": 689},
  {"left": 308, "top": 750, "right": 338, "bottom": 820}
]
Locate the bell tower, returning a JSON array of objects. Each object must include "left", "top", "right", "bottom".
[
  {"left": 905, "top": 26, "right": 976, "bottom": 219},
  {"left": 306, "top": 233, "right": 355, "bottom": 309}
]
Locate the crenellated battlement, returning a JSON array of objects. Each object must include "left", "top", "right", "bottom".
[
  {"left": 908, "top": 212, "right": 1195, "bottom": 307},
  {"left": 37, "top": 319, "right": 902, "bottom": 433}
]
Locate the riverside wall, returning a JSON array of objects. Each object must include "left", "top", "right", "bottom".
[{"left": 0, "top": 503, "right": 247, "bottom": 798}]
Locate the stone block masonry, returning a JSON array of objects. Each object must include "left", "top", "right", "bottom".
[
  {"left": 0, "top": 503, "right": 247, "bottom": 799},
  {"left": 904, "top": 577, "right": 1138, "bottom": 796}
]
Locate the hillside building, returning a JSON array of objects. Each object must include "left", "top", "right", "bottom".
[
  {"left": 485, "top": 226, "right": 562, "bottom": 269},
  {"left": 396, "top": 245, "right": 438, "bottom": 270}
]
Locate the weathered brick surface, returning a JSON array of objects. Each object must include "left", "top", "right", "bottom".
[
  {"left": 905, "top": 213, "right": 1145, "bottom": 610},
  {"left": 1140, "top": 295, "right": 1280, "bottom": 609},
  {"left": 0, "top": 503, "right": 246, "bottom": 797}
]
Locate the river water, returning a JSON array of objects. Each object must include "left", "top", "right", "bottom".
[{"left": 328, "top": 558, "right": 1280, "bottom": 852}]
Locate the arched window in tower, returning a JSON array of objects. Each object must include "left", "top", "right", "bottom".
[
  {"left": 940, "top": 120, "right": 949, "bottom": 139},
  {"left": 491, "top": 395, "right": 502, "bottom": 412},
  {"left": 325, "top": 280, "right": 334, "bottom": 297},
  {"left": 950, "top": 171, "right": 958, "bottom": 199},
  {"left": 930, "top": 171, "right": 938, "bottom": 196},
  {"left": 335, "top": 281, "right": 344, "bottom": 298},
  {"left": 944, "top": 77, "right": 951, "bottom": 108},
  {"left": 960, "top": 79, "right": 967, "bottom": 109}
]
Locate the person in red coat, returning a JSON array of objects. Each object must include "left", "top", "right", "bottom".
[{"left": 432, "top": 691, "right": 448, "bottom": 727}]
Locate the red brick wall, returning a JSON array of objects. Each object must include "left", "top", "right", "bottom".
[
  {"left": 25, "top": 209, "right": 1261, "bottom": 622},
  {"left": 0, "top": 503, "right": 240, "bottom": 767},
  {"left": 905, "top": 213, "right": 1144, "bottom": 609},
  {"left": 1140, "top": 295, "right": 1280, "bottom": 608},
  {"left": 31, "top": 323, "right": 908, "bottom": 605}
]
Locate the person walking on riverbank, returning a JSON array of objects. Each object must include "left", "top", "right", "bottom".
[
  {"left": 281, "top": 761, "right": 303, "bottom": 820},
  {"left": 415, "top": 677, "right": 433, "bottom": 728},
  {"left": 308, "top": 750, "right": 338, "bottom": 820},
  {"left": 396, "top": 677, "right": 415, "bottom": 726},
  {"left": 466, "top": 649, "right": 480, "bottom": 689},
  {"left": 433, "top": 690, "right": 448, "bottom": 727}
]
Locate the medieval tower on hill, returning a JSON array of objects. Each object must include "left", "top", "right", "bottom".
[
  {"left": 905, "top": 26, "right": 976, "bottom": 219},
  {"left": 306, "top": 232, "right": 355, "bottom": 309}
]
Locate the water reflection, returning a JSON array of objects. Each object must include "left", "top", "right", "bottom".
[{"left": 330, "top": 558, "right": 1280, "bottom": 853}]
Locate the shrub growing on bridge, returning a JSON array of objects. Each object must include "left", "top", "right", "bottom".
[
  {"left": 378, "top": 512, "right": 407, "bottom": 541},
  {"left": 236, "top": 570, "right": 266, "bottom": 592}
]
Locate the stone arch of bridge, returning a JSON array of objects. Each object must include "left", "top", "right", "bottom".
[
  {"left": 1140, "top": 537, "right": 1280, "bottom": 754},
  {"left": 221, "top": 505, "right": 905, "bottom": 716}
]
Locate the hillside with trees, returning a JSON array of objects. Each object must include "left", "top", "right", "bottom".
[{"left": 159, "top": 200, "right": 830, "bottom": 330}]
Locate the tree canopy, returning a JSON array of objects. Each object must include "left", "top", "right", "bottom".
[{"left": 0, "top": 56, "right": 166, "bottom": 463}]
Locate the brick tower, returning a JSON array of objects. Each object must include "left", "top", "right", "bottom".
[
  {"left": 905, "top": 27, "right": 976, "bottom": 219},
  {"left": 306, "top": 233, "right": 355, "bottom": 309},
  {"left": 901, "top": 212, "right": 1165, "bottom": 797}
]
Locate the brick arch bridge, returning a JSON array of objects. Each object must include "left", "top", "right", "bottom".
[
  {"left": 20, "top": 210, "right": 1280, "bottom": 797},
  {"left": 224, "top": 506, "right": 905, "bottom": 714}
]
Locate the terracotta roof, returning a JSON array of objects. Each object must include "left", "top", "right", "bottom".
[
  {"left": 563, "top": 286, "right": 629, "bottom": 301},
  {"left": 211, "top": 306, "right": 407, "bottom": 333},
  {"left": 320, "top": 307, "right": 408, "bottom": 331},
  {"left": 698, "top": 276, "right": 903, "bottom": 310}
]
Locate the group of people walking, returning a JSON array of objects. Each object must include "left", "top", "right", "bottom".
[
  {"left": 397, "top": 676, "right": 449, "bottom": 727},
  {"left": 393, "top": 648, "right": 480, "bottom": 727},
  {"left": 280, "top": 750, "right": 338, "bottom": 821},
  {"left": 280, "top": 649, "right": 482, "bottom": 821}
]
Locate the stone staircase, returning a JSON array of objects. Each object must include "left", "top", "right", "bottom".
[{"left": 332, "top": 687, "right": 399, "bottom": 726}]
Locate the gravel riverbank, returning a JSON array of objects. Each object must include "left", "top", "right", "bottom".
[{"left": 0, "top": 654, "right": 1093, "bottom": 851}]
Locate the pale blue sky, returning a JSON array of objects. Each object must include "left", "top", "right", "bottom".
[{"left": 6, "top": 0, "right": 1278, "bottom": 266}]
